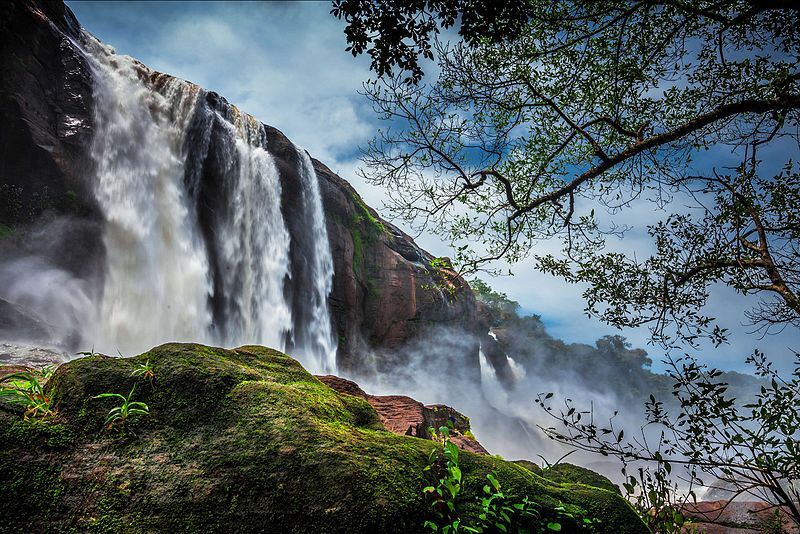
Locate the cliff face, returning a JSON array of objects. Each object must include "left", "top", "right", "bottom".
[{"left": 0, "top": 0, "right": 481, "bottom": 373}]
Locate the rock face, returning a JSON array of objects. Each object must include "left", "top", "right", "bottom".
[
  {"left": 261, "top": 127, "right": 481, "bottom": 374},
  {"left": 317, "top": 375, "right": 489, "bottom": 454},
  {"left": 0, "top": 0, "right": 105, "bottom": 280},
  {"left": 0, "top": 343, "right": 647, "bottom": 533},
  {"left": 680, "top": 501, "right": 799, "bottom": 533},
  {"left": 0, "top": 0, "right": 482, "bottom": 373}
]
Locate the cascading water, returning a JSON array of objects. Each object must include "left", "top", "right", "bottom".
[
  {"left": 207, "top": 111, "right": 293, "bottom": 352},
  {"left": 293, "top": 147, "right": 337, "bottom": 373},
  {"left": 76, "top": 33, "right": 337, "bottom": 370},
  {"left": 83, "top": 37, "right": 213, "bottom": 355}
]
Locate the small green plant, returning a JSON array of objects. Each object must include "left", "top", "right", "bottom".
[
  {"left": 471, "top": 473, "right": 543, "bottom": 533},
  {"left": 759, "top": 508, "right": 790, "bottom": 534},
  {"left": 422, "top": 257, "right": 463, "bottom": 297},
  {"left": 93, "top": 385, "right": 149, "bottom": 431},
  {"left": 423, "top": 426, "right": 463, "bottom": 532},
  {"left": 131, "top": 359, "right": 155, "bottom": 381},
  {"left": 0, "top": 367, "right": 57, "bottom": 419},
  {"left": 423, "top": 426, "right": 598, "bottom": 533},
  {"left": 536, "top": 450, "right": 576, "bottom": 469}
]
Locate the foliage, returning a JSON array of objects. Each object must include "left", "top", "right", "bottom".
[
  {"left": 92, "top": 386, "right": 149, "bottom": 430},
  {"left": 423, "top": 426, "right": 598, "bottom": 533},
  {"left": 423, "top": 425, "right": 464, "bottom": 531},
  {"left": 470, "top": 278, "right": 520, "bottom": 325},
  {"left": 340, "top": 0, "right": 800, "bottom": 348},
  {"left": 422, "top": 257, "right": 466, "bottom": 297},
  {"left": 536, "top": 351, "right": 800, "bottom": 531},
  {"left": 0, "top": 366, "right": 57, "bottom": 419},
  {"left": 330, "top": 0, "right": 533, "bottom": 83},
  {"left": 131, "top": 359, "right": 155, "bottom": 382}
]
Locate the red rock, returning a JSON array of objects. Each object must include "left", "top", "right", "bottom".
[
  {"left": 318, "top": 374, "right": 489, "bottom": 455},
  {"left": 680, "top": 500, "right": 798, "bottom": 533}
]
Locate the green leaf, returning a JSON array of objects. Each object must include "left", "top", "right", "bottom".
[{"left": 93, "top": 393, "right": 126, "bottom": 401}]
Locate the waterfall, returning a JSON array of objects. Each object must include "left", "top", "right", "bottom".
[
  {"left": 209, "top": 113, "right": 293, "bottom": 352},
  {"left": 84, "top": 37, "right": 213, "bottom": 355},
  {"left": 294, "top": 147, "right": 337, "bottom": 373},
  {"left": 478, "top": 345, "right": 510, "bottom": 411},
  {"left": 77, "top": 34, "right": 337, "bottom": 371}
]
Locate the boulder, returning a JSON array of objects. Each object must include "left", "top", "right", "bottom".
[
  {"left": 680, "top": 500, "right": 799, "bottom": 533},
  {"left": 0, "top": 343, "right": 647, "bottom": 533}
]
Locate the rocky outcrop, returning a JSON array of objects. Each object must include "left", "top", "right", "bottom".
[
  {"left": 0, "top": 0, "right": 96, "bottom": 224},
  {"left": 0, "top": 1, "right": 106, "bottom": 309},
  {"left": 0, "top": 343, "right": 648, "bottom": 532},
  {"left": 0, "top": 0, "right": 483, "bottom": 372},
  {"left": 680, "top": 501, "right": 799, "bottom": 533},
  {"left": 317, "top": 374, "right": 489, "bottom": 454}
]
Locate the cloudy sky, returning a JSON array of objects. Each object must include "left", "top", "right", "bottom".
[{"left": 67, "top": 1, "right": 798, "bottom": 373}]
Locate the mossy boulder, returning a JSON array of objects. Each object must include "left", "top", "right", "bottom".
[
  {"left": 540, "top": 463, "right": 621, "bottom": 495},
  {"left": 0, "top": 343, "right": 646, "bottom": 533}
]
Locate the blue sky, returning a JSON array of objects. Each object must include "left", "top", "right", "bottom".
[{"left": 66, "top": 1, "right": 799, "bottom": 373}]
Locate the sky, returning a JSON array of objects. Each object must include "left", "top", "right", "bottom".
[{"left": 66, "top": 1, "right": 799, "bottom": 374}]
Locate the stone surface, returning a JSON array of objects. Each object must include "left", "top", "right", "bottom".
[
  {"left": 317, "top": 374, "right": 489, "bottom": 454},
  {"left": 680, "top": 500, "right": 799, "bottom": 533},
  {"left": 0, "top": 343, "right": 65, "bottom": 378}
]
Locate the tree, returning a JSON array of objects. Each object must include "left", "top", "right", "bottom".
[
  {"left": 536, "top": 350, "right": 800, "bottom": 531},
  {"left": 338, "top": 0, "right": 800, "bottom": 348},
  {"left": 336, "top": 3, "right": 800, "bottom": 530},
  {"left": 470, "top": 277, "right": 520, "bottom": 324},
  {"left": 330, "top": 0, "right": 534, "bottom": 83}
]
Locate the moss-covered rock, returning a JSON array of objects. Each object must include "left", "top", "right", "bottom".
[
  {"left": 540, "top": 463, "right": 622, "bottom": 495},
  {"left": 0, "top": 343, "right": 646, "bottom": 533}
]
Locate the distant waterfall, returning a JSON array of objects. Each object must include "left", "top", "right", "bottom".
[
  {"left": 79, "top": 34, "right": 337, "bottom": 371},
  {"left": 478, "top": 346, "right": 509, "bottom": 411}
]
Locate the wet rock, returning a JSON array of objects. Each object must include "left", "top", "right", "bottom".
[{"left": 680, "top": 500, "right": 799, "bottom": 533}]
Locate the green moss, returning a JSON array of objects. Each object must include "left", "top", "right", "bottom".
[
  {"left": 347, "top": 190, "right": 389, "bottom": 275},
  {"left": 350, "top": 226, "right": 364, "bottom": 272},
  {"left": 350, "top": 191, "right": 385, "bottom": 235},
  {"left": 366, "top": 278, "right": 380, "bottom": 298},
  {"left": 0, "top": 418, "right": 74, "bottom": 449},
  {"left": 0, "top": 223, "right": 13, "bottom": 238},
  {"left": 512, "top": 459, "right": 542, "bottom": 474},
  {"left": 540, "top": 463, "right": 621, "bottom": 495},
  {"left": 0, "top": 343, "right": 646, "bottom": 533}
]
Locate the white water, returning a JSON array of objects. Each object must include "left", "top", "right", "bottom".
[
  {"left": 478, "top": 346, "right": 510, "bottom": 410},
  {"left": 295, "top": 147, "right": 337, "bottom": 373},
  {"left": 84, "top": 37, "right": 213, "bottom": 354},
  {"left": 213, "top": 114, "right": 293, "bottom": 351},
  {"left": 488, "top": 331, "right": 527, "bottom": 382},
  {"left": 76, "top": 35, "right": 337, "bottom": 369}
]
